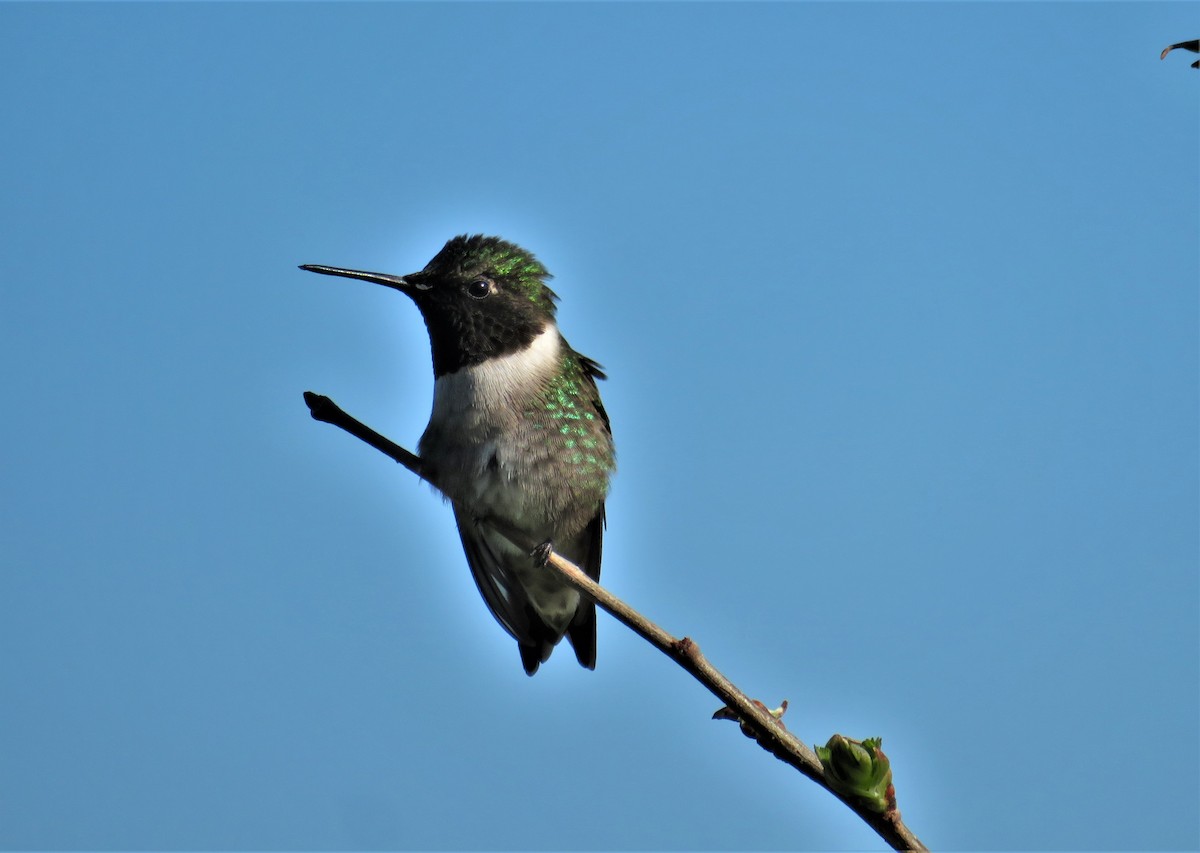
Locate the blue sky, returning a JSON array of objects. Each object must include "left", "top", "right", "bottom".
[{"left": 2, "top": 2, "right": 1196, "bottom": 850}]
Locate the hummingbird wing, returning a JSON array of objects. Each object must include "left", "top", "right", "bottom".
[
  {"left": 452, "top": 506, "right": 563, "bottom": 675},
  {"left": 576, "top": 353, "right": 613, "bottom": 433},
  {"left": 563, "top": 350, "right": 612, "bottom": 669},
  {"left": 565, "top": 505, "right": 604, "bottom": 669}
]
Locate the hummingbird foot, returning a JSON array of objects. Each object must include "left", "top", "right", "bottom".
[{"left": 530, "top": 540, "right": 555, "bottom": 567}]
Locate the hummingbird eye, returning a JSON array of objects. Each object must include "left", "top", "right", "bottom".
[{"left": 466, "top": 278, "right": 493, "bottom": 299}]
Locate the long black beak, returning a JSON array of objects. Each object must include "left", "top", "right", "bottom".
[{"left": 298, "top": 264, "right": 410, "bottom": 291}]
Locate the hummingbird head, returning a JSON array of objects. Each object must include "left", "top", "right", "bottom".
[{"left": 302, "top": 234, "right": 560, "bottom": 376}]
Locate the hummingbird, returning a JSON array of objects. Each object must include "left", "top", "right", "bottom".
[{"left": 301, "top": 235, "right": 615, "bottom": 675}]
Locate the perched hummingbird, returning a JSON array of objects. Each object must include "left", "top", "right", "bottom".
[{"left": 301, "top": 235, "right": 615, "bottom": 675}]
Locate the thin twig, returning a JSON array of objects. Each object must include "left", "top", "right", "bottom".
[{"left": 302, "top": 391, "right": 928, "bottom": 852}]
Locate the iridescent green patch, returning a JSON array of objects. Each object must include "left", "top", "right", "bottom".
[{"left": 525, "top": 352, "right": 614, "bottom": 484}]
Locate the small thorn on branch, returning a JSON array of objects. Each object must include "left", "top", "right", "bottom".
[
  {"left": 673, "top": 636, "right": 699, "bottom": 659},
  {"left": 713, "top": 698, "right": 790, "bottom": 737}
]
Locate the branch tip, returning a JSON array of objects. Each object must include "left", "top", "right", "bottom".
[{"left": 303, "top": 391, "right": 339, "bottom": 423}]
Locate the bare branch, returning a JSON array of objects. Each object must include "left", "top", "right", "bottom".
[{"left": 302, "top": 391, "right": 929, "bottom": 852}]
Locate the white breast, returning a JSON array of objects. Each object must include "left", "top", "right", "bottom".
[
  {"left": 429, "top": 324, "right": 562, "bottom": 426},
  {"left": 421, "top": 324, "right": 563, "bottom": 512}
]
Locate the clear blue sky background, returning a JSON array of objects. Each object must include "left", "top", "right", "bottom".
[{"left": 2, "top": 3, "right": 1196, "bottom": 850}]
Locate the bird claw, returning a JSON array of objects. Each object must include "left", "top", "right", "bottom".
[{"left": 531, "top": 540, "right": 554, "bottom": 567}]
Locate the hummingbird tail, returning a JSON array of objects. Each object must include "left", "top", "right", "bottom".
[
  {"left": 566, "top": 603, "right": 597, "bottom": 670},
  {"left": 519, "top": 639, "right": 554, "bottom": 676}
]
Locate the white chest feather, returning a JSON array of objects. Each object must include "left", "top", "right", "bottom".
[
  {"left": 428, "top": 324, "right": 562, "bottom": 427},
  {"left": 419, "top": 325, "right": 564, "bottom": 513}
]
